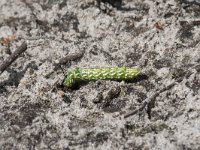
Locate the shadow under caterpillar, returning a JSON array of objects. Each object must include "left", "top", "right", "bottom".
[{"left": 64, "top": 67, "right": 141, "bottom": 88}]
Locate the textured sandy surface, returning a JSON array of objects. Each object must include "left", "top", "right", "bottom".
[{"left": 0, "top": 0, "right": 200, "bottom": 149}]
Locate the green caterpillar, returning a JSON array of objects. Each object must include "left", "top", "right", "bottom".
[{"left": 64, "top": 67, "right": 141, "bottom": 88}]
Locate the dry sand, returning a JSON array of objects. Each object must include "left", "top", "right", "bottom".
[{"left": 0, "top": 0, "right": 200, "bottom": 149}]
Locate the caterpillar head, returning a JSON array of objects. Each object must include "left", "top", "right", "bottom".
[{"left": 64, "top": 68, "right": 81, "bottom": 87}]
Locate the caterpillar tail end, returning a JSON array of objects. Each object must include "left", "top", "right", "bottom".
[
  {"left": 132, "top": 67, "right": 141, "bottom": 76},
  {"left": 126, "top": 67, "right": 141, "bottom": 77}
]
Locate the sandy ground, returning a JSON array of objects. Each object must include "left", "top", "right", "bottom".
[{"left": 0, "top": 0, "right": 200, "bottom": 149}]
